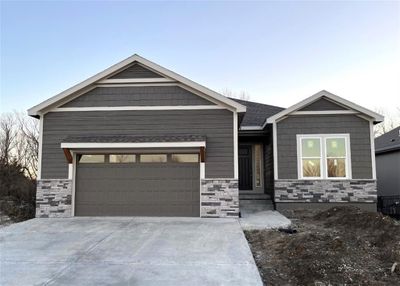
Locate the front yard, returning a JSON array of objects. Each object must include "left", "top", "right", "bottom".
[{"left": 245, "top": 206, "right": 400, "bottom": 286}]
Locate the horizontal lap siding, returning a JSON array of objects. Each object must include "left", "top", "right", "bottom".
[
  {"left": 61, "top": 86, "right": 215, "bottom": 107},
  {"left": 277, "top": 115, "right": 372, "bottom": 179},
  {"left": 42, "top": 110, "right": 234, "bottom": 179},
  {"left": 299, "top": 98, "right": 347, "bottom": 111},
  {"left": 109, "top": 64, "right": 163, "bottom": 79}
]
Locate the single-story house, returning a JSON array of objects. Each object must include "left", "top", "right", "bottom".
[
  {"left": 375, "top": 126, "right": 400, "bottom": 197},
  {"left": 28, "top": 54, "right": 383, "bottom": 218}
]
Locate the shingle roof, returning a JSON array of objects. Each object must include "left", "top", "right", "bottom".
[
  {"left": 230, "top": 98, "right": 284, "bottom": 127},
  {"left": 375, "top": 126, "right": 400, "bottom": 154},
  {"left": 63, "top": 135, "right": 206, "bottom": 143}
]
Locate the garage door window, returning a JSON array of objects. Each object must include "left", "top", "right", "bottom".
[
  {"left": 140, "top": 154, "right": 167, "bottom": 163},
  {"left": 79, "top": 155, "right": 105, "bottom": 163},
  {"left": 171, "top": 154, "right": 199, "bottom": 163},
  {"left": 110, "top": 154, "right": 136, "bottom": 163}
]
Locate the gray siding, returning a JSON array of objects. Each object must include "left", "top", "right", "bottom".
[
  {"left": 41, "top": 109, "right": 234, "bottom": 179},
  {"left": 109, "top": 64, "right": 163, "bottom": 78},
  {"left": 300, "top": 98, "right": 347, "bottom": 111},
  {"left": 277, "top": 115, "right": 372, "bottom": 179},
  {"left": 376, "top": 152, "right": 400, "bottom": 196},
  {"left": 61, "top": 86, "right": 215, "bottom": 107}
]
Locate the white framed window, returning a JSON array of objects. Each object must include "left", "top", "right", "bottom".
[{"left": 297, "top": 134, "right": 351, "bottom": 179}]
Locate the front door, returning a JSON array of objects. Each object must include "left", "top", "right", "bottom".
[{"left": 239, "top": 146, "right": 253, "bottom": 190}]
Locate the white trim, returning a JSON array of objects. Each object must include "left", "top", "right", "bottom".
[
  {"left": 68, "top": 164, "right": 73, "bottom": 179},
  {"left": 273, "top": 122, "right": 278, "bottom": 180},
  {"left": 296, "top": 134, "right": 352, "bottom": 180},
  {"left": 97, "top": 78, "right": 175, "bottom": 84},
  {"left": 200, "top": 162, "right": 205, "bottom": 179},
  {"left": 71, "top": 152, "right": 77, "bottom": 217},
  {"left": 369, "top": 121, "right": 377, "bottom": 180},
  {"left": 291, "top": 110, "right": 358, "bottom": 115},
  {"left": 267, "top": 90, "right": 383, "bottom": 123},
  {"left": 240, "top": 126, "right": 263, "bottom": 131},
  {"left": 28, "top": 54, "right": 246, "bottom": 115},
  {"left": 52, "top": 105, "right": 225, "bottom": 112},
  {"left": 96, "top": 83, "right": 178, "bottom": 88},
  {"left": 61, "top": 141, "right": 206, "bottom": 149},
  {"left": 233, "top": 111, "right": 239, "bottom": 179},
  {"left": 37, "top": 114, "right": 43, "bottom": 179}
]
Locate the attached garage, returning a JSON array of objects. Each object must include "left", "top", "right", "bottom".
[{"left": 74, "top": 153, "right": 200, "bottom": 217}]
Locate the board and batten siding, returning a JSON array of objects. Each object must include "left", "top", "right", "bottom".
[
  {"left": 41, "top": 109, "right": 234, "bottom": 179},
  {"left": 276, "top": 114, "right": 372, "bottom": 179},
  {"left": 60, "top": 86, "right": 215, "bottom": 107}
]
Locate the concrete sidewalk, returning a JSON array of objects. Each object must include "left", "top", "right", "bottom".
[
  {"left": 0, "top": 217, "right": 262, "bottom": 286},
  {"left": 240, "top": 210, "right": 292, "bottom": 230}
]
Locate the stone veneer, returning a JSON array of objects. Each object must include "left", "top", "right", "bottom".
[
  {"left": 36, "top": 179, "right": 72, "bottom": 218},
  {"left": 275, "top": 180, "right": 377, "bottom": 203},
  {"left": 201, "top": 179, "right": 239, "bottom": 217}
]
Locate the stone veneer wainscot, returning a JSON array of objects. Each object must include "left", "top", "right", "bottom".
[
  {"left": 201, "top": 179, "right": 239, "bottom": 218},
  {"left": 36, "top": 179, "right": 72, "bottom": 218},
  {"left": 275, "top": 180, "right": 377, "bottom": 203}
]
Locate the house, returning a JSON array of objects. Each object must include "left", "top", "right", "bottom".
[
  {"left": 28, "top": 54, "right": 383, "bottom": 218},
  {"left": 375, "top": 126, "right": 400, "bottom": 197}
]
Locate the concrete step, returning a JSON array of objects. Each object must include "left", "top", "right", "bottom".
[
  {"left": 240, "top": 199, "right": 273, "bottom": 206},
  {"left": 239, "top": 192, "right": 271, "bottom": 200}
]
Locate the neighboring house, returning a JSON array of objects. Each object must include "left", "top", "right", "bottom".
[
  {"left": 28, "top": 54, "right": 383, "bottom": 218},
  {"left": 375, "top": 126, "right": 400, "bottom": 197}
]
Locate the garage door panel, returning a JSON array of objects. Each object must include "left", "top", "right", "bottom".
[{"left": 76, "top": 161, "right": 200, "bottom": 217}]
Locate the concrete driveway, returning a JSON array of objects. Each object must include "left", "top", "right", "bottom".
[{"left": 0, "top": 217, "right": 262, "bottom": 286}]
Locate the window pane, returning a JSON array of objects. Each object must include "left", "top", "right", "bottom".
[
  {"left": 326, "top": 138, "right": 346, "bottom": 157},
  {"left": 301, "top": 138, "right": 320, "bottom": 157},
  {"left": 140, "top": 154, "right": 167, "bottom": 163},
  {"left": 327, "top": 158, "right": 346, "bottom": 177},
  {"left": 79, "top": 155, "right": 104, "bottom": 163},
  {"left": 171, "top": 154, "right": 199, "bottom": 163},
  {"left": 255, "top": 144, "right": 262, "bottom": 187},
  {"left": 110, "top": 154, "right": 135, "bottom": 163},
  {"left": 302, "top": 159, "right": 321, "bottom": 177}
]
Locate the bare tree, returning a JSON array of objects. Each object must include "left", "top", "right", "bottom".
[
  {"left": 0, "top": 113, "right": 17, "bottom": 164},
  {"left": 0, "top": 112, "right": 39, "bottom": 179},
  {"left": 221, "top": 88, "right": 250, "bottom": 101},
  {"left": 374, "top": 108, "right": 400, "bottom": 137}
]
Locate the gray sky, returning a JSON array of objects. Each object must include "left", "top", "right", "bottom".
[{"left": 1, "top": 1, "right": 399, "bottom": 118}]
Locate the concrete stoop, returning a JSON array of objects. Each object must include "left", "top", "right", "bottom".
[{"left": 239, "top": 192, "right": 291, "bottom": 230}]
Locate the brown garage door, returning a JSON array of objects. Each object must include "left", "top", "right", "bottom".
[{"left": 75, "top": 154, "right": 200, "bottom": 217}]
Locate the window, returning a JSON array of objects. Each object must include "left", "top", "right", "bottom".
[
  {"left": 79, "top": 154, "right": 105, "bottom": 163},
  {"left": 254, "top": 144, "right": 262, "bottom": 187},
  {"left": 326, "top": 138, "right": 346, "bottom": 178},
  {"left": 140, "top": 154, "right": 167, "bottom": 163},
  {"left": 109, "top": 154, "right": 135, "bottom": 163},
  {"left": 297, "top": 134, "right": 350, "bottom": 179},
  {"left": 171, "top": 154, "right": 199, "bottom": 163},
  {"left": 300, "top": 138, "right": 322, "bottom": 178}
]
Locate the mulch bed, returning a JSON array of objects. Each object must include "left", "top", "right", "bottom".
[{"left": 245, "top": 206, "right": 400, "bottom": 286}]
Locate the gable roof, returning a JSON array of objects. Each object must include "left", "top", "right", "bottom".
[
  {"left": 375, "top": 126, "right": 400, "bottom": 154},
  {"left": 230, "top": 98, "right": 284, "bottom": 128},
  {"left": 266, "top": 90, "right": 384, "bottom": 124},
  {"left": 28, "top": 54, "right": 246, "bottom": 116}
]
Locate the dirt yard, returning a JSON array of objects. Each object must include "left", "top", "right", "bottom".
[{"left": 245, "top": 206, "right": 400, "bottom": 286}]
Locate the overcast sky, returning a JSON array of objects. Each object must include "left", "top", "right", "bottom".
[{"left": 1, "top": 1, "right": 399, "bottom": 117}]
